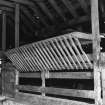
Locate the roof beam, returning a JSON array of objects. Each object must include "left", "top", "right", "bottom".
[
  {"left": 78, "top": 0, "right": 89, "bottom": 14},
  {"left": 30, "top": 6, "right": 49, "bottom": 28},
  {"left": 48, "top": 0, "right": 66, "bottom": 21},
  {"left": 20, "top": 5, "right": 41, "bottom": 29},
  {"left": 5, "top": 0, "right": 49, "bottom": 27},
  {"left": 36, "top": 2, "right": 54, "bottom": 21},
  {"left": 62, "top": 0, "right": 78, "bottom": 18}
]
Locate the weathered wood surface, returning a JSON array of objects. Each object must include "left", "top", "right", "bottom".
[
  {"left": 100, "top": 53, "right": 105, "bottom": 104},
  {"left": 9, "top": 92, "right": 94, "bottom": 105},
  {"left": 91, "top": 0, "right": 102, "bottom": 105},
  {"left": 2, "top": 63, "right": 17, "bottom": 98},
  {"left": 19, "top": 72, "right": 93, "bottom": 79},
  {"left": 16, "top": 85, "right": 94, "bottom": 99}
]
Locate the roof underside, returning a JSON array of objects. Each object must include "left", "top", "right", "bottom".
[{"left": 0, "top": 0, "right": 105, "bottom": 49}]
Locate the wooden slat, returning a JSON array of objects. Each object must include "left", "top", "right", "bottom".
[
  {"left": 91, "top": 0, "right": 102, "bottom": 105},
  {"left": 16, "top": 85, "right": 94, "bottom": 99},
  {"left": 13, "top": 92, "right": 94, "bottom": 105},
  {"left": 19, "top": 72, "right": 93, "bottom": 79}
]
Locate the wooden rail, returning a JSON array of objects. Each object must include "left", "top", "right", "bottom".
[
  {"left": 16, "top": 85, "right": 95, "bottom": 99},
  {"left": 19, "top": 72, "right": 93, "bottom": 79}
]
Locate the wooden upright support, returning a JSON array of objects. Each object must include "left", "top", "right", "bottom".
[
  {"left": 2, "top": 12, "right": 6, "bottom": 51},
  {"left": 15, "top": 4, "right": 20, "bottom": 48},
  {"left": 41, "top": 71, "right": 46, "bottom": 96},
  {"left": 91, "top": 0, "right": 102, "bottom": 105}
]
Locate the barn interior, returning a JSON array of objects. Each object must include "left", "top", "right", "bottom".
[{"left": 0, "top": 0, "right": 105, "bottom": 105}]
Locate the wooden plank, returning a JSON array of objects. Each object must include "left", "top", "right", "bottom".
[
  {"left": 19, "top": 72, "right": 93, "bottom": 79},
  {"left": 45, "top": 87, "right": 95, "bottom": 99},
  {"left": 11, "top": 92, "right": 94, "bottom": 105},
  {"left": 41, "top": 71, "right": 46, "bottom": 96},
  {"left": 91, "top": 0, "right": 102, "bottom": 105},
  {"left": 100, "top": 53, "right": 105, "bottom": 104},
  {"left": 15, "top": 4, "right": 20, "bottom": 48},
  {"left": 2, "top": 12, "right": 6, "bottom": 51},
  {"left": 16, "top": 85, "right": 95, "bottom": 99}
]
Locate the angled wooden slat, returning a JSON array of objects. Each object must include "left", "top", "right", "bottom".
[
  {"left": 69, "top": 37, "right": 88, "bottom": 69},
  {"left": 62, "top": 0, "right": 78, "bottom": 18},
  {"left": 50, "top": 40, "right": 68, "bottom": 69},
  {"left": 16, "top": 48, "right": 29, "bottom": 72},
  {"left": 42, "top": 42, "right": 61, "bottom": 70},
  {"left": 38, "top": 43, "right": 56, "bottom": 70},
  {"left": 22, "top": 47, "right": 37, "bottom": 72},
  {"left": 59, "top": 38, "right": 78, "bottom": 69},
  {"left": 48, "top": 0, "right": 66, "bottom": 21},
  {"left": 46, "top": 41, "right": 64, "bottom": 70},
  {"left": 26, "top": 47, "right": 41, "bottom": 71},
  {"left": 28, "top": 46, "right": 44, "bottom": 71},
  {"left": 32, "top": 44, "right": 48, "bottom": 71},
  {"left": 54, "top": 39, "right": 74, "bottom": 69},
  {"left": 63, "top": 37, "right": 83, "bottom": 69},
  {"left": 74, "top": 37, "right": 92, "bottom": 68},
  {"left": 36, "top": 43, "right": 53, "bottom": 70}
]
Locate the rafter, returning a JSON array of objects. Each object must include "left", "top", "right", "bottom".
[
  {"left": 30, "top": 6, "right": 49, "bottom": 28},
  {"left": 20, "top": 5, "right": 41, "bottom": 29},
  {"left": 36, "top": 2, "right": 54, "bottom": 21},
  {"left": 0, "top": 0, "right": 48, "bottom": 28},
  {"left": 62, "top": 0, "right": 78, "bottom": 18},
  {"left": 8, "top": 13, "right": 33, "bottom": 39},
  {"left": 78, "top": 0, "right": 89, "bottom": 14},
  {"left": 48, "top": 0, "right": 66, "bottom": 21}
]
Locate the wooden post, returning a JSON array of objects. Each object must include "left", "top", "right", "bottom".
[
  {"left": 2, "top": 12, "right": 6, "bottom": 51},
  {"left": 15, "top": 4, "right": 20, "bottom": 48},
  {"left": 41, "top": 71, "right": 45, "bottom": 96},
  {"left": 100, "top": 53, "right": 105, "bottom": 105},
  {"left": 91, "top": 0, "right": 102, "bottom": 105}
]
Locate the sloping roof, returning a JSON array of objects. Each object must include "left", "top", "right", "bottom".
[{"left": 0, "top": 0, "right": 105, "bottom": 47}]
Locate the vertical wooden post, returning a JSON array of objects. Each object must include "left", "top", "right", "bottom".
[
  {"left": 15, "top": 4, "right": 20, "bottom": 48},
  {"left": 15, "top": 4, "right": 19, "bottom": 93},
  {"left": 91, "top": 0, "right": 102, "bottom": 105},
  {"left": 41, "top": 71, "right": 45, "bottom": 96},
  {"left": 2, "top": 12, "right": 6, "bottom": 51}
]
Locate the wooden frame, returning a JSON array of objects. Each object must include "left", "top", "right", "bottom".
[{"left": 1, "top": 0, "right": 104, "bottom": 105}]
